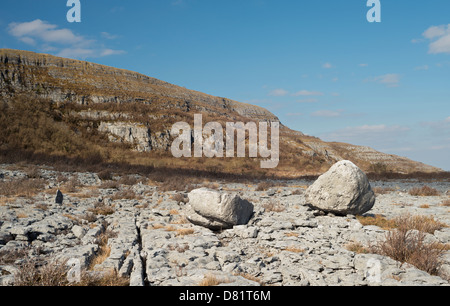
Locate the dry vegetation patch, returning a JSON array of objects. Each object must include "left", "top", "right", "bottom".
[
  {"left": 198, "top": 274, "right": 231, "bottom": 286},
  {"left": 409, "top": 186, "right": 440, "bottom": 196},
  {"left": 355, "top": 213, "right": 449, "bottom": 279},
  {"left": 13, "top": 258, "right": 129, "bottom": 286},
  {"left": 262, "top": 201, "right": 285, "bottom": 213},
  {"left": 0, "top": 178, "right": 46, "bottom": 198}
]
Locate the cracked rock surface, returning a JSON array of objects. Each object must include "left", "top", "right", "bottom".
[{"left": 0, "top": 164, "right": 449, "bottom": 286}]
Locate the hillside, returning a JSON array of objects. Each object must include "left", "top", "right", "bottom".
[{"left": 0, "top": 49, "right": 441, "bottom": 177}]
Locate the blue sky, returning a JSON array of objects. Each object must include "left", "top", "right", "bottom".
[{"left": 1, "top": 0, "right": 449, "bottom": 170}]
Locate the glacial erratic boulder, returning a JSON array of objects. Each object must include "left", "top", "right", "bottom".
[
  {"left": 305, "top": 160, "right": 376, "bottom": 216},
  {"left": 185, "top": 188, "right": 254, "bottom": 230}
]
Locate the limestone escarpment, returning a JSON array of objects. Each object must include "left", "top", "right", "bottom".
[{"left": 0, "top": 49, "right": 442, "bottom": 176}]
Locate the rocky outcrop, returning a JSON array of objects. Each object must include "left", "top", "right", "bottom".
[
  {"left": 1, "top": 165, "right": 449, "bottom": 286},
  {"left": 98, "top": 122, "right": 152, "bottom": 152},
  {"left": 305, "top": 160, "right": 376, "bottom": 215},
  {"left": 0, "top": 48, "right": 443, "bottom": 175}
]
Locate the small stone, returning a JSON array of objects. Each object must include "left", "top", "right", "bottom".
[{"left": 55, "top": 190, "right": 63, "bottom": 205}]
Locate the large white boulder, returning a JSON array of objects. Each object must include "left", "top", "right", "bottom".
[
  {"left": 186, "top": 188, "right": 254, "bottom": 230},
  {"left": 305, "top": 160, "right": 376, "bottom": 215}
]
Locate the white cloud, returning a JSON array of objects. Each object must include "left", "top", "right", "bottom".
[
  {"left": 8, "top": 19, "right": 124, "bottom": 59},
  {"left": 366, "top": 73, "right": 401, "bottom": 88},
  {"left": 8, "top": 19, "right": 84, "bottom": 45},
  {"left": 422, "top": 24, "right": 450, "bottom": 54},
  {"left": 268, "top": 89, "right": 289, "bottom": 97},
  {"left": 359, "top": 63, "right": 369, "bottom": 67},
  {"left": 322, "top": 62, "right": 333, "bottom": 69},
  {"left": 423, "top": 25, "right": 448, "bottom": 39},
  {"left": 292, "top": 90, "right": 324, "bottom": 96},
  {"left": 100, "top": 49, "right": 126, "bottom": 56}
]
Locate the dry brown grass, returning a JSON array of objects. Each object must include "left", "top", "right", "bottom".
[
  {"left": 170, "top": 216, "right": 189, "bottom": 225},
  {"left": 198, "top": 274, "right": 231, "bottom": 286},
  {"left": 262, "top": 201, "right": 285, "bottom": 213},
  {"left": 357, "top": 214, "right": 396, "bottom": 230},
  {"left": 0, "top": 178, "right": 46, "bottom": 198},
  {"left": 171, "top": 193, "right": 188, "bottom": 204},
  {"left": 409, "top": 186, "right": 440, "bottom": 196},
  {"left": 441, "top": 198, "right": 450, "bottom": 207},
  {"left": 111, "top": 189, "right": 141, "bottom": 200},
  {"left": 256, "top": 181, "right": 276, "bottom": 191},
  {"left": 285, "top": 232, "right": 299, "bottom": 237},
  {"left": 13, "top": 257, "right": 129, "bottom": 286},
  {"left": 97, "top": 169, "right": 113, "bottom": 181},
  {"left": 357, "top": 214, "right": 447, "bottom": 234},
  {"left": 394, "top": 214, "right": 447, "bottom": 234},
  {"left": 88, "top": 202, "right": 115, "bottom": 216},
  {"left": 282, "top": 247, "right": 305, "bottom": 253},
  {"left": 89, "top": 229, "right": 117, "bottom": 270},
  {"left": 76, "top": 269, "right": 130, "bottom": 286},
  {"left": 372, "top": 187, "right": 395, "bottom": 195},
  {"left": 175, "top": 228, "right": 195, "bottom": 237},
  {"left": 345, "top": 242, "right": 371, "bottom": 254}
]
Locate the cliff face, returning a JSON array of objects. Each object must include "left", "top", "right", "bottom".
[{"left": 0, "top": 49, "right": 441, "bottom": 176}]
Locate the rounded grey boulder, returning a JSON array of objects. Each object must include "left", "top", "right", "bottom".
[
  {"left": 186, "top": 188, "right": 254, "bottom": 230},
  {"left": 305, "top": 160, "right": 376, "bottom": 215}
]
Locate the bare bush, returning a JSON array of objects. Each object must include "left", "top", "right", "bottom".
[{"left": 409, "top": 186, "right": 440, "bottom": 196}]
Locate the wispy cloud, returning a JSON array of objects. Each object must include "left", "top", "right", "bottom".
[
  {"left": 292, "top": 90, "right": 324, "bottom": 97},
  {"left": 296, "top": 98, "right": 318, "bottom": 103},
  {"left": 8, "top": 19, "right": 125, "bottom": 59},
  {"left": 366, "top": 73, "right": 401, "bottom": 88},
  {"left": 268, "top": 88, "right": 289, "bottom": 97},
  {"left": 422, "top": 24, "right": 450, "bottom": 54},
  {"left": 320, "top": 124, "right": 411, "bottom": 148}
]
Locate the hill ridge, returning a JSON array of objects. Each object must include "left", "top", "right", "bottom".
[{"left": 0, "top": 48, "right": 441, "bottom": 176}]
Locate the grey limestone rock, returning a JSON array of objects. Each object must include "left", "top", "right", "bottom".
[{"left": 305, "top": 160, "right": 376, "bottom": 215}]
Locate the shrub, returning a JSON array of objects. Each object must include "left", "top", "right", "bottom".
[
  {"left": 172, "top": 193, "right": 188, "bottom": 204},
  {"left": 262, "top": 201, "right": 285, "bottom": 213},
  {"left": 393, "top": 214, "right": 447, "bottom": 234},
  {"left": 97, "top": 170, "right": 113, "bottom": 181},
  {"left": 409, "top": 186, "right": 440, "bottom": 196},
  {"left": 371, "top": 228, "right": 446, "bottom": 277},
  {"left": 111, "top": 189, "right": 140, "bottom": 200},
  {"left": 256, "top": 181, "right": 275, "bottom": 191},
  {"left": 88, "top": 202, "right": 115, "bottom": 216},
  {"left": 372, "top": 187, "right": 395, "bottom": 195},
  {"left": 13, "top": 257, "right": 129, "bottom": 286},
  {"left": 0, "top": 178, "right": 46, "bottom": 198},
  {"left": 14, "top": 258, "right": 71, "bottom": 286},
  {"left": 440, "top": 198, "right": 450, "bottom": 207}
]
